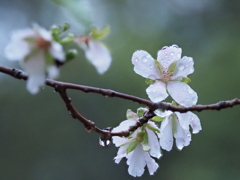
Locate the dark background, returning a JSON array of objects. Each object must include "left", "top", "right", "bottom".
[{"left": 0, "top": 0, "right": 240, "bottom": 179}]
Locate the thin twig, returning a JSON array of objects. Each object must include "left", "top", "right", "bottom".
[{"left": 0, "top": 66, "right": 240, "bottom": 140}]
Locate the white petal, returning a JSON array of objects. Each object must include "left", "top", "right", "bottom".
[
  {"left": 174, "top": 120, "right": 191, "bottom": 150},
  {"left": 23, "top": 51, "right": 45, "bottom": 94},
  {"left": 112, "top": 136, "right": 132, "bottom": 148},
  {"left": 47, "top": 65, "right": 59, "bottom": 79},
  {"left": 112, "top": 119, "right": 137, "bottom": 147},
  {"left": 159, "top": 116, "right": 173, "bottom": 151},
  {"left": 112, "top": 119, "right": 136, "bottom": 133},
  {"left": 126, "top": 145, "right": 146, "bottom": 177},
  {"left": 146, "top": 125, "right": 161, "bottom": 158},
  {"left": 34, "top": 24, "right": 52, "bottom": 41},
  {"left": 49, "top": 42, "right": 65, "bottom": 61},
  {"left": 144, "top": 152, "right": 159, "bottom": 175},
  {"left": 171, "top": 56, "right": 194, "bottom": 80},
  {"left": 4, "top": 40, "right": 31, "bottom": 61},
  {"left": 126, "top": 109, "right": 139, "bottom": 121},
  {"left": 132, "top": 50, "right": 161, "bottom": 79},
  {"left": 114, "top": 145, "right": 128, "bottom": 164},
  {"left": 155, "top": 109, "right": 173, "bottom": 118},
  {"left": 167, "top": 81, "right": 198, "bottom": 107},
  {"left": 175, "top": 112, "right": 192, "bottom": 130},
  {"left": 175, "top": 111, "right": 202, "bottom": 134},
  {"left": 188, "top": 112, "right": 202, "bottom": 134},
  {"left": 83, "top": 40, "right": 112, "bottom": 74},
  {"left": 27, "top": 75, "right": 45, "bottom": 94},
  {"left": 146, "top": 81, "right": 168, "bottom": 102},
  {"left": 10, "top": 28, "right": 35, "bottom": 41},
  {"left": 157, "top": 45, "right": 182, "bottom": 69}
]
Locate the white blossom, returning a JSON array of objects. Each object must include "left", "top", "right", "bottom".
[
  {"left": 132, "top": 45, "right": 197, "bottom": 107},
  {"left": 4, "top": 24, "right": 65, "bottom": 94},
  {"left": 77, "top": 37, "right": 111, "bottom": 74},
  {"left": 112, "top": 109, "right": 162, "bottom": 177},
  {"left": 155, "top": 110, "right": 202, "bottom": 151}
]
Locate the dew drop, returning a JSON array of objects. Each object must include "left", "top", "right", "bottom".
[
  {"left": 99, "top": 137, "right": 111, "bottom": 147},
  {"left": 178, "top": 65, "right": 185, "bottom": 71},
  {"left": 143, "top": 57, "right": 148, "bottom": 63},
  {"left": 146, "top": 54, "right": 151, "bottom": 58},
  {"left": 170, "top": 52, "right": 175, "bottom": 56},
  {"left": 148, "top": 74, "right": 157, "bottom": 80},
  {"left": 172, "top": 44, "right": 179, "bottom": 48},
  {"left": 192, "top": 96, "right": 197, "bottom": 102},
  {"left": 134, "top": 58, "right": 139, "bottom": 63},
  {"left": 161, "top": 46, "right": 168, "bottom": 50}
]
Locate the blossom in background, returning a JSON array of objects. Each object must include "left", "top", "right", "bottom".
[
  {"left": 112, "top": 109, "right": 162, "bottom": 177},
  {"left": 155, "top": 109, "right": 202, "bottom": 151},
  {"left": 132, "top": 45, "right": 197, "bottom": 107},
  {"left": 4, "top": 24, "right": 65, "bottom": 94},
  {"left": 75, "top": 26, "right": 112, "bottom": 74}
]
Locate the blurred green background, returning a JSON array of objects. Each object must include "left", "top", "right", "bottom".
[{"left": 0, "top": 0, "right": 240, "bottom": 179}]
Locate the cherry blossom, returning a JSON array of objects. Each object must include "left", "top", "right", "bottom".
[
  {"left": 112, "top": 109, "right": 162, "bottom": 177},
  {"left": 132, "top": 45, "right": 197, "bottom": 107},
  {"left": 155, "top": 110, "right": 202, "bottom": 151},
  {"left": 80, "top": 38, "right": 111, "bottom": 74},
  {"left": 76, "top": 26, "right": 112, "bottom": 75},
  {"left": 4, "top": 24, "right": 65, "bottom": 94}
]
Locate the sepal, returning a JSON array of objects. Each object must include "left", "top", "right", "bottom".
[
  {"left": 145, "top": 78, "right": 156, "bottom": 85},
  {"left": 91, "top": 25, "right": 110, "bottom": 39},
  {"left": 151, "top": 116, "right": 165, "bottom": 122},
  {"left": 181, "top": 77, "right": 191, "bottom": 84},
  {"left": 126, "top": 141, "right": 139, "bottom": 154}
]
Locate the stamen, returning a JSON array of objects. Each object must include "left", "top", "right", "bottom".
[
  {"left": 162, "top": 69, "right": 173, "bottom": 82},
  {"left": 36, "top": 37, "right": 51, "bottom": 49}
]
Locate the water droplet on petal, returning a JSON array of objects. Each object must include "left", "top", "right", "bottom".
[
  {"left": 170, "top": 52, "right": 175, "bottom": 56},
  {"left": 134, "top": 58, "right": 138, "bottom": 63},
  {"left": 143, "top": 57, "right": 148, "bottom": 63},
  {"left": 178, "top": 65, "right": 185, "bottom": 71},
  {"left": 148, "top": 74, "right": 157, "bottom": 80},
  {"left": 161, "top": 46, "right": 168, "bottom": 50},
  {"left": 192, "top": 97, "right": 197, "bottom": 102},
  {"left": 172, "top": 44, "right": 179, "bottom": 48}
]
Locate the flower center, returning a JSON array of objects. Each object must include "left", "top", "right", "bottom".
[
  {"left": 36, "top": 37, "right": 51, "bottom": 50},
  {"left": 162, "top": 68, "right": 173, "bottom": 82}
]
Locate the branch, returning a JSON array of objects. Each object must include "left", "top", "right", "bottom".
[{"left": 0, "top": 65, "right": 240, "bottom": 141}]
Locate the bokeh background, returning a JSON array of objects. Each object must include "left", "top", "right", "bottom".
[{"left": 0, "top": 0, "right": 240, "bottom": 179}]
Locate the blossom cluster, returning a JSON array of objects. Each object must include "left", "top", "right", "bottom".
[
  {"left": 112, "top": 45, "right": 202, "bottom": 177},
  {"left": 4, "top": 24, "right": 112, "bottom": 94}
]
